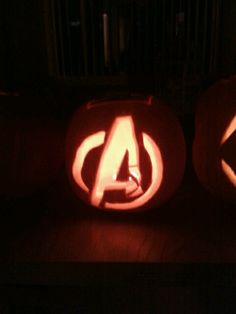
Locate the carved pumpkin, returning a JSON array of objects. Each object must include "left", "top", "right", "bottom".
[
  {"left": 193, "top": 76, "right": 236, "bottom": 202},
  {"left": 66, "top": 96, "right": 186, "bottom": 211},
  {"left": 0, "top": 116, "right": 64, "bottom": 197}
]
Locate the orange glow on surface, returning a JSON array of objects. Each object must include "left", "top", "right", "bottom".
[
  {"left": 72, "top": 116, "right": 163, "bottom": 210},
  {"left": 221, "top": 115, "right": 236, "bottom": 145},
  {"left": 221, "top": 115, "right": 236, "bottom": 187},
  {"left": 72, "top": 131, "right": 106, "bottom": 193},
  {"left": 221, "top": 160, "right": 236, "bottom": 188}
]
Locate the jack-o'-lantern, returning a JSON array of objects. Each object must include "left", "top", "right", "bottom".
[
  {"left": 193, "top": 76, "right": 236, "bottom": 202},
  {"left": 66, "top": 96, "right": 186, "bottom": 212}
]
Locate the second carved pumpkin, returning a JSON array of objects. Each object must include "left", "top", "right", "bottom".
[{"left": 193, "top": 76, "right": 236, "bottom": 202}]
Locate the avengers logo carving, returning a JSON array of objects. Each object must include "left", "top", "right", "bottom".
[{"left": 72, "top": 116, "right": 163, "bottom": 210}]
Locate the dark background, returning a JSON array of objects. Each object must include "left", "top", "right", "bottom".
[
  {"left": 1, "top": 0, "right": 236, "bottom": 113},
  {"left": 0, "top": 0, "right": 236, "bottom": 312}
]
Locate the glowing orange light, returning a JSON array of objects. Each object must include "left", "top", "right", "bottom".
[
  {"left": 220, "top": 115, "right": 236, "bottom": 187},
  {"left": 72, "top": 116, "right": 163, "bottom": 210},
  {"left": 72, "top": 131, "right": 106, "bottom": 193}
]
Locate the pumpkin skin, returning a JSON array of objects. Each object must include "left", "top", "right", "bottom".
[
  {"left": 66, "top": 96, "right": 186, "bottom": 212},
  {"left": 193, "top": 76, "right": 236, "bottom": 202},
  {"left": 0, "top": 117, "right": 64, "bottom": 197}
]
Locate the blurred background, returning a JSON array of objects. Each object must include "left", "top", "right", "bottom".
[{"left": 0, "top": 0, "right": 235, "bottom": 117}]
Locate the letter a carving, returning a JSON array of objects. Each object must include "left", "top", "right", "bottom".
[{"left": 72, "top": 116, "right": 163, "bottom": 210}]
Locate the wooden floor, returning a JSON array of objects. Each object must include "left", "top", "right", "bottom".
[{"left": 0, "top": 159, "right": 235, "bottom": 263}]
